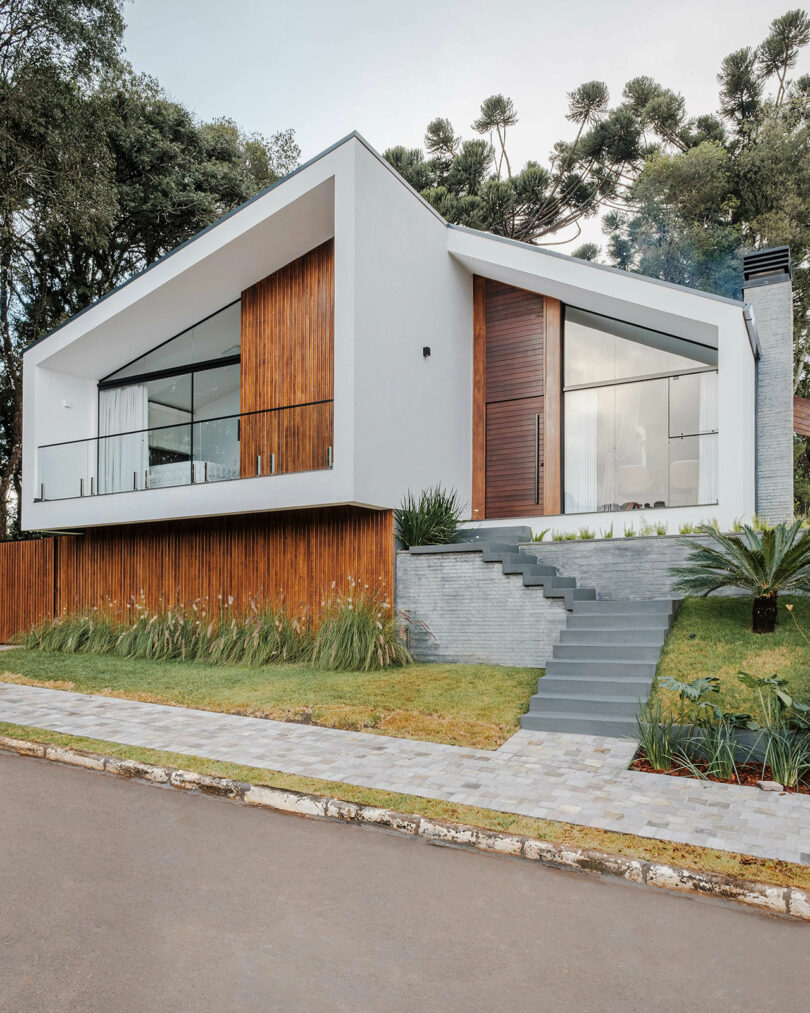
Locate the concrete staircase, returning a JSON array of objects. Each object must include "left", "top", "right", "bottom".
[
  {"left": 446, "top": 527, "right": 677, "bottom": 738},
  {"left": 521, "top": 599, "right": 676, "bottom": 738}
]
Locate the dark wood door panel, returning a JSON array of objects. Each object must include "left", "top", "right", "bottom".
[
  {"left": 485, "top": 397, "right": 544, "bottom": 518},
  {"left": 484, "top": 281, "right": 544, "bottom": 403}
]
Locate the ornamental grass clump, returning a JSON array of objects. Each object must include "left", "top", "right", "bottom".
[
  {"left": 207, "top": 601, "right": 311, "bottom": 666},
  {"left": 670, "top": 520, "right": 810, "bottom": 633},
  {"left": 20, "top": 609, "right": 119, "bottom": 655},
  {"left": 394, "top": 486, "right": 463, "bottom": 548},
  {"left": 311, "top": 583, "right": 412, "bottom": 671}
]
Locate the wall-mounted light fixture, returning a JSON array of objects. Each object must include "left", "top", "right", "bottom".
[{"left": 423, "top": 346, "right": 431, "bottom": 358}]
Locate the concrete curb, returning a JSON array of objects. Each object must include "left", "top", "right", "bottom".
[{"left": 1, "top": 733, "right": 807, "bottom": 921}]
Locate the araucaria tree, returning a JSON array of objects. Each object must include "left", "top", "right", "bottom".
[
  {"left": 0, "top": 0, "right": 300, "bottom": 536},
  {"left": 384, "top": 86, "right": 644, "bottom": 245}
]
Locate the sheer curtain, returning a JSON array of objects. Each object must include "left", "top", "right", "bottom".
[
  {"left": 564, "top": 389, "right": 598, "bottom": 513},
  {"left": 98, "top": 385, "right": 148, "bottom": 493},
  {"left": 697, "top": 371, "right": 719, "bottom": 503}
]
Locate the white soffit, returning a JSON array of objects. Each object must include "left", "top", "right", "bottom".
[
  {"left": 30, "top": 176, "right": 337, "bottom": 379},
  {"left": 447, "top": 229, "right": 738, "bottom": 350}
]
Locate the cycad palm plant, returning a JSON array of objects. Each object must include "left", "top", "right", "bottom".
[{"left": 670, "top": 521, "right": 810, "bottom": 633}]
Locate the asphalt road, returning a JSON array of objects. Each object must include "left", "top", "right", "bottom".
[{"left": 0, "top": 752, "right": 806, "bottom": 1013}]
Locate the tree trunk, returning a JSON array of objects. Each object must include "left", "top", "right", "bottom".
[{"left": 752, "top": 593, "right": 778, "bottom": 634}]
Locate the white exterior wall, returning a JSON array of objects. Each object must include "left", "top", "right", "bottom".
[
  {"left": 21, "top": 141, "right": 359, "bottom": 531},
  {"left": 447, "top": 228, "right": 756, "bottom": 535},
  {"left": 20, "top": 132, "right": 758, "bottom": 536},
  {"left": 351, "top": 146, "right": 472, "bottom": 510}
]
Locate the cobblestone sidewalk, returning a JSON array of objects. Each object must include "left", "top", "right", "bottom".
[{"left": 1, "top": 683, "right": 808, "bottom": 865}]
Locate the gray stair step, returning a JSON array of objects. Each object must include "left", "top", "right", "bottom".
[
  {"left": 559, "top": 628, "right": 667, "bottom": 646},
  {"left": 573, "top": 599, "right": 673, "bottom": 615},
  {"left": 569, "top": 587, "right": 596, "bottom": 601},
  {"left": 529, "top": 693, "right": 641, "bottom": 717},
  {"left": 553, "top": 643, "right": 661, "bottom": 662},
  {"left": 567, "top": 613, "right": 672, "bottom": 630},
  {"left": 545, "top": 659, "right": 657, "bottom": 679},
  {"left": 539, "top": 674, "right": 653, "bottom": 697},
  {"left": 520, "top": 711, "right": 637, "bottom": 738},
  {"left": 456, "top": 526, "right": 532, "bottom": 544}
]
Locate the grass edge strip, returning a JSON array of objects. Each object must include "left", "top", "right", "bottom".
[{"left": 0, "top": 732, "right": 807, "bottom": 922}]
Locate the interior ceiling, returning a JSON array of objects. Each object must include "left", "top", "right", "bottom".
[{"left": 39, "top": 177, "right": 335, "bottom": 379}]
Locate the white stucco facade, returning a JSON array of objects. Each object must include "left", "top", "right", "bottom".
[{"left": 22, "top": 132, "right": 758, "bottom": 535}]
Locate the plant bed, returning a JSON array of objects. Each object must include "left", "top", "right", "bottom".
[{"left": 631, "top": 751, "right": 810, "bottom": 794}]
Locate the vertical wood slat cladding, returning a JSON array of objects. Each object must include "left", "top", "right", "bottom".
[
  {"left": 482, "top": 279, "right": 546, "bottom": 518},
  {"left": 471, "top": 276, "right": 487, "bottom": 519},
  {"left": 0, "top": 508, "right": 393, "bottom": 640},
  {"left": 543, "top": 298, "right": 562, "bottom": 516},
  {"left": 0, "top": 538, "right": 54, "bottom": 642},
  {"left": 53, "top": 508, "right": 393, "bottom": 619},
  {"left": 239, "top": 239, "right": 334, "bottom": 476},
  {"left": 795, "top": 395, "right": 810, "bottom": 437}
]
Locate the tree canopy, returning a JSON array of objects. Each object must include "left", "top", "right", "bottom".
[
  {"left": 603, "top": 9, "right": 810, "bottom": 393},
  {"left": 0, "top": 0, "right": 299, "bottom": 534}
]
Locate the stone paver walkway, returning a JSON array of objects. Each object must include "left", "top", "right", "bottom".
[{"left": 1, "top": 683, "right": 808, "bottom": 865}]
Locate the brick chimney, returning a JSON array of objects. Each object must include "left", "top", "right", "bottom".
[{"left": 743, "top": 247, "right": 794, "bottom": 523}]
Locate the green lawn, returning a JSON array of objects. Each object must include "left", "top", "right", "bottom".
[
  {"left": 652, "top": 595, "right": 810, "bottom": 722},
  {"left": 0, "top": 651, "right": 540, "bottom": 750}
]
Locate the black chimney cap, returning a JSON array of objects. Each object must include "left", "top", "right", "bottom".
[{"left": 743, "top": 246, "right": 792, "bottom": 283}]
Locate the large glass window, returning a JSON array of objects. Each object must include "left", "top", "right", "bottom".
[
  {"left": 97, "top": 302, "right": 241, "bottom": 492},
  {"left": 563, "top": 308, "right": 718, "bottom": 513}
]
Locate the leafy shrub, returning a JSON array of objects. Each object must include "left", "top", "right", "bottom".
[
  {"left": 311, "top": 583, "right": 411, "bottom": 671},
  {"left": 395, "top": 486, "right": 463, "bottom": 548}
]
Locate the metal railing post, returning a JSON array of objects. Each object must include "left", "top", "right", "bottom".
[
  {"left": 327, "top": 446, "right": 333, "bottom": 469},
  {"left": 40, "top": 483, "right": 45, "bottom": 502},
  {"left": 204, "top": 462, "right": 209, "bottom": 483},
  {"left": 79, "top": 478, "right": 84, "bottom": 497},
  {"left": 269, "top": 453, "right": 275, "bottom": 475},
  {"left": 133, "top": 471, "right": 138, "bottom": 492},
  {"left": 144, "top": 469, "right": 150, "bottom": 490},
  {"left": 90, "top": 476, "right": 95, "bottom": 496},
  {"left": 256, "top": 454, "right": 262, "bottom": 477}
]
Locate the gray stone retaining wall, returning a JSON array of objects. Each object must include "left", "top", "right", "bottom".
[
  {"left": 395, "top": 551, "right": 566, "bottom": 667},
  {"left": 520, "top": 534, "right": 740, "bottom": 601}
]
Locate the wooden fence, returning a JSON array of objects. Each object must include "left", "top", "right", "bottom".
[{"left": 0, "top": 506, "right": 394, "bottom": 642}]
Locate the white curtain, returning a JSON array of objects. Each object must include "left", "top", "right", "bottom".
[
  {"left": 98, "top": 385, "right": 148, "bottom": 493},
  {"left": 564, "top": 389, "right": 598, "bottom": 513},
  {"left": 697, "top": 371, "right": 719, "bottom": 504}
]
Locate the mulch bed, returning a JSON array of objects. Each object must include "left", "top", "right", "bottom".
[{"left": 632, "top": 753, "right": 810, "bottom": 794}]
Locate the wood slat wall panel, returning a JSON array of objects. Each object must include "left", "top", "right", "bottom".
[
  {"left": 543, "top": 298, "right": 562, "bottom": 515},
  {"left": 0, "top": 539, "right": 54, "bottom": 642},
  {"left": 240, "top": 239, "right": 334, "bottom": 476},
  {"left": 52, "top": 508, "right": 393, "bottom": 619},
  {"left": 471, "top": 276, "right": 487, "bottom": 519},
  {"left": 0, "top": 508, "right": 393, "bottom": 640},
  {"left": 795, "top": 395, "right": 810, "bottom": 437}
]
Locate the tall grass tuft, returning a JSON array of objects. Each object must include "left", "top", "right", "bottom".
[
  {"left": 311, "top": 583, "right": 411, "bottom": 671},
  {"left": 395, "top": 486, "right": 463, "bottom": 548},
  {"left": 634, "top": 699, "right": 680, "bottom": 771}
]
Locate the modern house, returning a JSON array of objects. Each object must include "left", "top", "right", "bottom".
[{"left": 6, "top": 132, "right": 801, "bottom": 661}]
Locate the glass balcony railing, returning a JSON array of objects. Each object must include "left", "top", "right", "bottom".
[{"left": 36, "top": 401, "right": 334, "bottom": 502}]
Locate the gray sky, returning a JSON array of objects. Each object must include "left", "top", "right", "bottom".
[{"left": 123, "top": 0, "right": 809, "bottom": 250}]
